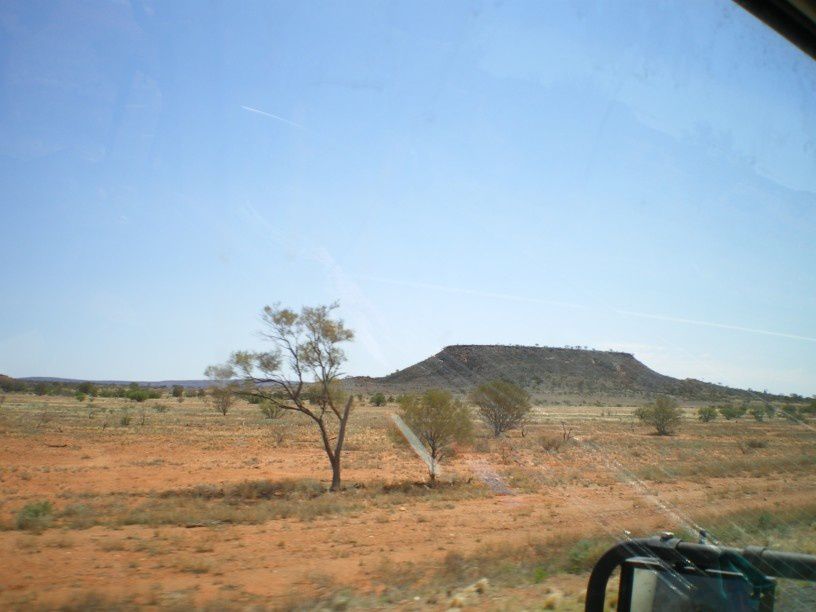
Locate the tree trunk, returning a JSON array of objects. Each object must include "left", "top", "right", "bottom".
[
  {"left": 328, "top": 397, "right": 353, "bottom": 492},
  {"left": 330, "top": 458, "right": 342, "bottom": 492}
]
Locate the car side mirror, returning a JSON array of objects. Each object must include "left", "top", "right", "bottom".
[
  {"left": 618, "top": 556, "right": 774, "bottom": 611},
  {"left": 584, "top": 535, "right": 816, "bottom": 612}
]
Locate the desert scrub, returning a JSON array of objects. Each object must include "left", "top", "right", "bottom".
[{"left": 16, "top": 500, "right": 54, "bottom": 532}]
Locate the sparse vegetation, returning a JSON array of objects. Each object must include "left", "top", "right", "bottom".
[
  {"left": 470, "top": 379, "right": 531, "bottom": 437},
  {"left": 0, "top": 376, "right": 812, "bottom": 609},
  {"left": 208, "top": 385, "right": 235, "bottom": 416},
  {"left": 697, "top": 406, "right": 717, "bottom": 422},
  {"left": 16, "top": 501, "right": 53, "bottom": 532},
  {"left": 636, "top": 395, "right": 682, "bottom": 435},
  {"left": 209, "top": 302, "right": 356, "bottom": 491},
  {"left": 259, "top": 400, "right": 285, "bottom": 420},
  {"left": 370, "top": 392, "right": 387, "bottom": 407},
  {"left": 398, "top": 389, "right": 473, "bottom": 482},
  {"left": 718, "top": 404, "right": 744, "bottom": 420},
  {"left": 172, "top": 384, "right": 185, "bottom": 402}
]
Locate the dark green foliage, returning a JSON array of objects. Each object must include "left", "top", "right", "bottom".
[
  {"left": 0, "top": 374, "right": 27, "bottom": 393},
  {"left": 697, "top": 406, "right": 718, "bottom": 422},
  {"left": 718, "top": 404, "right": 744, "bottom": 420},
  {"left": 171, "top": 385, "right": 184, "bottom": 398},
  {"left": 370, "top": 392, "right": 387, "bottom": 406},
  {"left": 781, "top": 404, "right": 800, "bottom": 421},
  {"left": 125, "top": 386, "right": 161, "bottom": 402},
  {"left": 77, "top": 381, "right": 97, "bottom": 397}
]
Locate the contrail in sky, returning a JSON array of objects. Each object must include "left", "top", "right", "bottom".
[
  {"left": 614, "top": 310, "right": 816, "bottom": 343},
  {"left": 362, "top": 275, "right": 816, "bottom": 344},
  {"left": 240, "top": 105, "right": 304, "bottom": 129}
]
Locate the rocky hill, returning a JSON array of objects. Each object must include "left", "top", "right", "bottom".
[{"left": 345, "top": 344, "right": 779, "bottom": 401}]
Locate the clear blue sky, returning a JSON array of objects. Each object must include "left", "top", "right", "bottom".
[{"left": 1, "top": 1, "right": 814, "bottom": 395}]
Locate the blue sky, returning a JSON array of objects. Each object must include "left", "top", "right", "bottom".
[{"left": 1, "top": 1, "right": 814, "bottom": 395}]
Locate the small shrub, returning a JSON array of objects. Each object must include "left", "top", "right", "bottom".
[
  {"left": 537, "top": 434, "right": 564, "bottom": 452},
  {"left": 259, "top": 400, "right": 285, "bottom": 420},
  {"left": 370, "top": 392, "right": 387, "bottom": 407},
  {"left": 638, "top": 396, "right": 682, "bottom": 435},
  {"left": 16, "top": 501, "right": 53, "bottom": 532},
  {"left": 749, "top": 405, "right": 766, "bottom": 422},
  {"left": 697, "top": 406, "right": 717, "bottom": 423},
  {"left": 119, "top": 408, "right": 132, "bottom": 427},
  {"left": 633, "top": 406, "right": 651, "bottom": 421},
  {"left": 719, "top": 404, "right": 743, "bottom": 420},
  {"left": 781, "top": 404, "right": 800, "bottom": 421}
]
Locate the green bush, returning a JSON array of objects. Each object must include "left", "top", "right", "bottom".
[
  {"left": 470, "top": 379, "right": 531, "bottom": 437},
  {"left": 259, "top": 400, "right": 285, "bottom": 419},
  {"left": 749, "top": 405, "right": 766, "bottom": 422},
  {"left": 781, "top": 404, "right": 800, "bottom": 421},
  {"left": 75, "top": 391, "right": 87, "bottom": 402},
  {"left": 370, "top": 392, "right": 387, "bottom": 407},
  {"left": 637, "top": 396, "right": 682, "bottom": 435},
  {"left": 77, "top": 382, "right": 97, "bottom": 397},
  {"left": 697, "top": 406, "right": 717, "bottom": 423},
  {"left": 16, "top": 500, "right": 53, "bottom": 532},
  {"left": 719, "top": 404, "right": 743, "bottom": 420}
]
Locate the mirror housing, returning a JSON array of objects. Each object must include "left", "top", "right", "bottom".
[{"left": 585, "top": 535, "right": 816, "bottom": 612}]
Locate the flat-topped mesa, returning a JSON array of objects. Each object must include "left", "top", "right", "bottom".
[{"left": 345, "top": 344, "right": 775, "bottom": 400}]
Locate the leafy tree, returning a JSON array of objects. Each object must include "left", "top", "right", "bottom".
[
  {"left": 0, "top": 375, "right": 27, "bottom": 393},
  {"left": 208, "top": 385, "right": 235, "bottom": 416},
  {"left": 470, "top": 379, "right": 531, "bottom": 437},
  {"left": 171, "top": 385, "right": 185, "bottom": 401},
  {"left": 75, "top": 391, "right": 87, "bottom": 402},
  {"left": 638, "top": 395, "right": 682, "bottom": 435},
  {"left": 370, "top": 392, "right": 387, "bottom": 407},
  {"left": 77, "top": 382, "right": 97, "bottom": 397},
  {"left": 34, "top": 382, "right": 50, "bottom": 396},
  {"left": 208, "top": 302, "right": 355, "bottom": 491},
  {"left": 204, "top": 366, "right": 237, "bottom": 416},
  {"left": 697, "top": 406, "right": 717, "bottom": 423},
  {"left": 749, "top": 405, "right": 766, "bottom": 422},
  {"left": 399, "top": 389, "right": 473, "bottom": 482}
]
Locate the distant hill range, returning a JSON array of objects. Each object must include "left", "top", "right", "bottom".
[
  {"left": 344, "top": 344, "right": 785, "bottom": 402},
  {"left": 17, "top": 377, "right": 211, "bottom": 389},
  {"left": 13, "top": 345, "right": 791, "bottom": 402}
]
